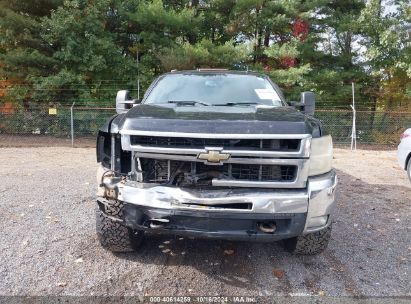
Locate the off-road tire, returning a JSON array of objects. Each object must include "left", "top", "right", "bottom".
[
  {"left": 96, "top": 199, "right": 144, "bottom": 252},
  {"left": 283, "top": 225, "right": 332, "bottom": 255}
]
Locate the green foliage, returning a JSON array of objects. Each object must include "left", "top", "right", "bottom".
[
  {"left": 34, "top": 0, "right": 140, "bottom": 105},
  {"left": 0, "top": 0, "right": 62, "bottom": 102},
  {"left": 0, "top": 0, "right": 409, "bottom": 111},
  {"left": 359, "top": 0, "right": 410, "bottom": 76},
  {"left": 130, "top": 0, "right": 201, "bottom": 48},
  {"left": 157, "top": 39, "right": 250, "bottom": 71},
  {"left": 358, "top": 0, "right": 411, "bottom": 110}
]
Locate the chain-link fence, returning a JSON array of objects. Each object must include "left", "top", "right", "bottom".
[
  {"left": 0, "top": 107, "right": 410, "bottom": 148},
  {"left": 0, "top": 107, "right": 114, "bottom": 147},
  {"left": 316, "top": 110, "right": 411, "bottom": 146}
]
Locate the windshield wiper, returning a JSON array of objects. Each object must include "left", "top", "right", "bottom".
[
  {"left": 168, "top": 100, "right": 210, "bottom": 106},
  {"left": 215, "top": 102, "right": 259, "bottom": 106}
]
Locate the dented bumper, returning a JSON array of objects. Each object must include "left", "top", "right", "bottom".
[{"left": 97, "top": 167, "right": 337, "bottom": 240}]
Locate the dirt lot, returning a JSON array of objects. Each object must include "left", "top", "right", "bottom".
[
  {"left": 0, "top": 147, "right": 410, "bottom": 300},
  {"left": 0, "top": 134, "right": 95, "bottom": 148}
]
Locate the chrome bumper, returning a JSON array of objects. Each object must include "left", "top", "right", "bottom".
[
  {"left": 305, "top": 170, "right": 337, "bottom": 233},
  {"left": 99, "top": 167, "right": 337, "bottom": 234}
]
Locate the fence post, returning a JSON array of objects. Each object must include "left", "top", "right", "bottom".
[
  {"left": 137, "top": 49, "right": 140, "bottom": 100},
  {"left": 350, "top": 82, "right": 357, "bottom": 151},
  {"left": 70, "top": 102, "right": 75, "bottom": 147}
]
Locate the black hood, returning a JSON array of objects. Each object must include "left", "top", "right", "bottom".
[{"left": 112, "top": 104, "right": 321, "bottom": 136}]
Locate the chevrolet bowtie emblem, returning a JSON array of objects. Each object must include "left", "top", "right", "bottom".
[{"left": 198, "top": 149, "right": 230, "bottom": 164}]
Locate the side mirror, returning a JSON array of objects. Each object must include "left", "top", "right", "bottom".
[
  {"left": 300, "top": 91, "right": 315, "bottom": 116},
  {"left": 116, "top": 90, "right": 140, "bottom": 114}
]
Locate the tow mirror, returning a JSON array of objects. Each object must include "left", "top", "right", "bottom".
[
  {"left": 116, "top": 90, "right": 140, "bottom": 114},
  {"left": 300, "top": 91, "right": 315, "bottom": 116}
]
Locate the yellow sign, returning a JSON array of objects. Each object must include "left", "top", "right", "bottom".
[
  {"left": 48, "top": 108, "right": 57, "bottom": 115},
  {"left": 198, "top": 150, "right": 230, "bottom": 163}
]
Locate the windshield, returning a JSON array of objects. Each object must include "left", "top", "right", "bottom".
[{"left": 144, "top": 73, "right": 283, "bottom": 106}]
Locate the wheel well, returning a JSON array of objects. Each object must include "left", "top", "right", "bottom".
[{"left": 406, "top": 153, "right": 411, "bottom": 170}]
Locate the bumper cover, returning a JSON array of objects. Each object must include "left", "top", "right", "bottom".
[
  {"left": 397, "top": 140, "right": 410, "bottom": 170},
  {"left": 119, "top": 205, "right": 307, "bottom": 241},
  {"left": 97, "top": 169, "right": 337, "bottom": 241}
]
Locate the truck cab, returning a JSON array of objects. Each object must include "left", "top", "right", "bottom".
[{"left": 95, "top": 70, "right": 337, "bottom": 255}]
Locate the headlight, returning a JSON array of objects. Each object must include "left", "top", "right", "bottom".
[{"left": 309, "top": 135, "right": 333, "bottom": 176}]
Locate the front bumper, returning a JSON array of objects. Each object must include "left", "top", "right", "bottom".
[{"left": 97, "top": 169, "right": 337, "bottom": 241}]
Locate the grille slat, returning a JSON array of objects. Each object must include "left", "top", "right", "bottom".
[
  {"left": 140, "top": 159, "right": 296, "bottom": 184},
  {"left": 133, "top": 135, "right": 303, "bottom": 187},
  {"left": 131, "top": 136, "right": 300, "bottom": 152}
]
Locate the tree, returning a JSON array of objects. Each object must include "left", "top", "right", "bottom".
[
  {"left": 1, "top": 0, "right": 409, "bottom": 112},
  {"left": 359, "top": 0, "right": 411, "bottom": 110},
  {"left": 298, "top": 0, "right": 375, "bottom": 109},
  {"left": 0, "top": 0, "right": 62, "bottom": 105},
  {"left": 31, "top": 0, "right": 144, "bottom": 106}
]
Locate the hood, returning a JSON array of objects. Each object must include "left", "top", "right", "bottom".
[{"left": 112, "top": 104, "right": 321, "bottom": 135}]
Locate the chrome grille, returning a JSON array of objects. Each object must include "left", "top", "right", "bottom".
[
  {"left": 130, "top": 136, "right": 300, "bottom": 152},
  {"left": 231, "top": 164, "right": 296, "bottom": 181},
  {"left": 122, "top": 131, "right": 311, "bottom": 188},
  {"left": 140, "top": 159, "right": 296, "bottom": 185}
]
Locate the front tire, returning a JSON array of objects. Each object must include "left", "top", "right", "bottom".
[
  {"left": 283, "top": 225, "right": 332, "bottom": 255},
  {"left": 407, "top": 158, "right": 411, "bottom": 182},
  {"left": 96, "top": 199, "right": 144, "bottom": 252}
]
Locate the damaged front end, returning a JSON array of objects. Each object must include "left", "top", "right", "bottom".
[{"left": 96, "top": 128, "right": 337, "bottom": 241}]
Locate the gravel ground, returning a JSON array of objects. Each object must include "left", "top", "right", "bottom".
[
  {"left": 0, "top": 147, "right": 410, "bottom": 300},
  {"left": 0, "top": 134, "right": 95, "bottom": 148}
]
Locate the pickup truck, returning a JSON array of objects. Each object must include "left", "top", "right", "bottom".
[{"left": 96, "top": 70, "right": 337, "bottom": 255}]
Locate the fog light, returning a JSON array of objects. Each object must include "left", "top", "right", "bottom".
[{"left": 307, "top": 215, "right": 328, "bottom": 228}]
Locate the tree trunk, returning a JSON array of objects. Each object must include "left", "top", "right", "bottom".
[{"left": 264, "top": 30, "right": 270, "bottom": 47}]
